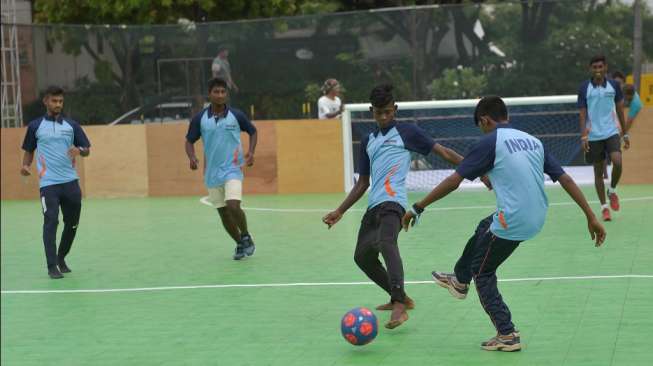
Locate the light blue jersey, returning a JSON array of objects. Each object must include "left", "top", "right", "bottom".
[
  {"left": 22, "top": 115, "right": 91, "bottom": 188},
  {"left": 456, "top": 125, "right": 565, "bottom": 241},
  {"left": 578, "top": 79, "right": 623, "bottom": 141},
  {"left": 186, "top": 106, "right": 256, "bottom": 188},
  {"left": 359, "top": 122, "right": 435, "bottom": 209}
]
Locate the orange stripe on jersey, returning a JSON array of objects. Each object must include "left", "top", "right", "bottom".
[
  {"left": 384, "top": 164, "right": 399, "bottom": 197},
  {"left": 498, "top": 211, "right": 508, "bottom": 229},
  {"left": 232, "top": 147, "right": 239, "bottom": 166},
  {"left": 38, "top": 155, "right": 47, "bottom": 178}
]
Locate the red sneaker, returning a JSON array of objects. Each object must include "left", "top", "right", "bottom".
[
  {"left": 608, "top": 191, "right": 620, "bottom": 211},
  {"left": 602, "top": 208, "right": 611, "bottom": 221}
]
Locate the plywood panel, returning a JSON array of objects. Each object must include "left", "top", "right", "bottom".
[
  {"left": 1, "top": 127, "right": 88, "bottom": 200},
  {"left": 276, "top": 119, "right": 344, "bottom": 193},
  {"left": 146, "top": 123, "right": 205, "bottom": 197},
  {"left": 83, "top": 125, "right": 149, "bottom": 198},
  {"left": 241, "top": 122, "right": 277, "bottom": 194},
  {"left": 622, "top": 107, "right": 653, "bottom": 184}
]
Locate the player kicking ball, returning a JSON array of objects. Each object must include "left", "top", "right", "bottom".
[
  {"left": 402, "top": 96, "right": 606, "bottom": 351},
  {"left": 323, "top": 84, "right": 469, "bottom": 329}
]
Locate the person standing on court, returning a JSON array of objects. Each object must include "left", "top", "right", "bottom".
[
  {"left": 578, "top": 55, "right": 629, "bottom": 222},
  {"left": 185, "top": 78, "right": 257, "bottom": 260},
  {"left": 20, "top": 86, "right": 91, "bottom": 279},
  {"left": 317, "top": 78, "right": 343, "bottom": 119}
]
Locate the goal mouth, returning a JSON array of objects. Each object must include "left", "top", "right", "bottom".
[{"left": 341, "top": 95, "right": 592, "bottom": 192}]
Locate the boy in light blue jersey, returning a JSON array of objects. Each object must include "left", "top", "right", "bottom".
[
  {"left": 21, "top": 86, "right": 91, "bottom": 279},
  {"left": 578, "top": 55, "right": 629, "bottom": 221},
  {"left": 185, "top": 78, "right": 257, "bottom": 260},
  {"left": 403, "top": 96, "right": 606, "bottom": 352},
  {"left": 323, "top": 84, "right": 471, "bottom": 329}
]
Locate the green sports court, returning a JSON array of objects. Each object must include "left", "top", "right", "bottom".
[{"left": 2, "top": 185, "right": 652, "bottom": 366}]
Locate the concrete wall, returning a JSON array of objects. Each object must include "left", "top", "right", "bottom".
[{"left": 1, "top": 119, "right": 343, "bottom": 200}]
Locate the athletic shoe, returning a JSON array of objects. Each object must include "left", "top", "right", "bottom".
[
  {"left": 384, "top": 302, "right": 408, "bottom": 329},
  {"left": 241, "top": 234, "right": 256, "bottom": 257},
  {"left": 58, "top": 259, "right": 71, "bottom": 273},
  {"left": 48, "top": 267, "right": 64, "bottom": 279},
  {"left": 376, "top": 296, "right": 415, "bottom": 311},
  {"left": 602, "top": 207, "right": 611, "bottom": 222},
  {"left": 481, "top": 332, "right": 522, "bottom": 352},
  {"left": 432, "top": 271, "right": 469, "bottom": 299},
  {"left": 608, "top": 191, "right": 620, "bottom": 211},
  {"left": 233, "top": 242, "right": 246, "bottom": 260}
]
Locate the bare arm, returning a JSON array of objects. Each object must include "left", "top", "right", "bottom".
[
  {"left": 20, "top": 151, "right": 34, "bottom": 176},
  {"left": 579, "top": 108, "right": 590, "bottom": 153},
  {"left": 557, "top": 173, "right": 606, "bottom": 246},
  {"left": 433, "top": 143, "right": 464, "bottom": 165},
  {"left": 245, "top": 130, "right": 258, "bottom": 166},
  {"left": 185, "top": 140, "right": 199, "bottom": 170},
  {"left": 615, "top": 101, "right": 630, "bottom": 149},
  {"left": 402, "top": 172, "right": 464, "bottom": 230},
  {"left": 322, "top": 175, "right": 370, "bottom": 228},
  {"left": 615, "top": 101, "right": 627, "bottom": 135}
]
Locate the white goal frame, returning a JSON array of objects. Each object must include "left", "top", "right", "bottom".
[{"left": 341, "top": 95, "right": 579, "bottom": 192}]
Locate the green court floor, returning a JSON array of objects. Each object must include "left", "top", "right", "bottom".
[{"left": 2, "top": 185, "right": 652, "bottom": 366}]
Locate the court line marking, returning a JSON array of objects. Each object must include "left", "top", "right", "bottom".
[
  {"left": 200, "top": 196, "right": 653, "bottom": 212},
  {"left": 2, "top": 274, "right": 651, "bottom": 295}
]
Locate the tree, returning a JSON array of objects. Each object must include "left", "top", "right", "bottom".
[{"left": 33, "top": 0, "right": 311, "bottom": 119}]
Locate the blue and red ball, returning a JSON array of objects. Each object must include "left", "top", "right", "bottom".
[{"left": 340, "top": 307, "right": 378, "bottom": 346}]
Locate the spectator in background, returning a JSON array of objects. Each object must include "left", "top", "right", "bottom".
[
  {"left": 611, "top": 71, "right": 643, "bottom": 131},
  {"left": 318, "top": 78, "right": 343, "bottom": 119},
  {"left": 212, "top": 47, "right": 239, "bottom": 92}
]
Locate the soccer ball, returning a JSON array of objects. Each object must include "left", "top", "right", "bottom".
[{"left": 340, "top": 307, "right": 378, "bottom": 346}]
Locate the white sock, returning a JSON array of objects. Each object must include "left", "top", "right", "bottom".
[
  {"left": 608, "top": 187, "right": 616, "bottom": 194},
  {"left": 601, "top": 203, "right": 609, "bottom": 210}
]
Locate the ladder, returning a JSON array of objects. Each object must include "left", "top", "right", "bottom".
[{"left": 1, "top": 0, "right": 23, "bottom": 128}]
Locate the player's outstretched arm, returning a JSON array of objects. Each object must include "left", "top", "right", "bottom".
[
  {"left": 322, "top": 175, "right": 370, "bottom": 229},
  {"left": 558, "top": 173, "right": 606, "bottom": 247},
  {"left": 402, "top": 172, "right": 464, "bottom": 231},
  {"left": 432, "top": 143, "right": 464, "bottom": 165}
]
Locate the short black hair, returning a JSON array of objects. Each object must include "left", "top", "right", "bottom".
[
  {"left": 369, "top": 84, "right": 394, "bottom": 108},
  {"left": 611, "top": 70, "right": 625, "bottom": 80},
  {"left": 208, "top": 78, "right": 228, "bottom": 92},
  {"left": 44, "top": 86, "right": 64, "bottom": 97},
  {"left": 474, "top": 96, "right": 507, "bottom": 125},
  {"left": 623, "top": 84, "right": 635, "bottom": 96},
  {"left": 589, "top": 54, "right": 606, "bottom": 65}
]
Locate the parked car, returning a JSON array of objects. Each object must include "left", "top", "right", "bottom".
[{"left": 109, "top": 102, "right": 192, "bottom": 125}]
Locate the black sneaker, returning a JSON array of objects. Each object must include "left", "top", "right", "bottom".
[
  {"left": 241, "top": 234, "right": 256, "bottom": 257},
  {"left": 233, "top": 242, "right": 246, "bottom": 260},
  {"left": 481, "top": 332, "right": 522, "bottom": 352},
  {"left": 58, "top": 260, "right": 71, "bottom": 273},
  {"left": 48, "top": 267, "right": 64, "bottom": 279},
  {"left": 431, "top": 271, "right": 469, "bottom": 299}
]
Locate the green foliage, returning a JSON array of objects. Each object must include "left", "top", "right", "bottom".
[{"left": 427, "top": 67, "right": 487, "bottom": 100}]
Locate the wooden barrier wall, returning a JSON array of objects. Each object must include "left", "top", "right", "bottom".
[
  {"left": 1, "top": 119, "right": 342, "bottom": 200},
  {"left": 622, "top": 106, "right": 653, "bottom": 184}
]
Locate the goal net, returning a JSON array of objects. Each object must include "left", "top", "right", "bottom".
[{"left": 341, "top": 95, "right": 591, "bottom": 192}]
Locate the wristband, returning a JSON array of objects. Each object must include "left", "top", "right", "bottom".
[
  {"left": 412, "top": 203, "right": 424, "bottom": 215},
  {"left": 409, "top": 203, "right": 424, "bottom": 227},
  {"left": 623, "top": 134, "right": 630, "bottom": 139}
]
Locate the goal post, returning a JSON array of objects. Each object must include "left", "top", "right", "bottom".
[{"left": 341, "top": 95, "right": 589, "bottom": 192}]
